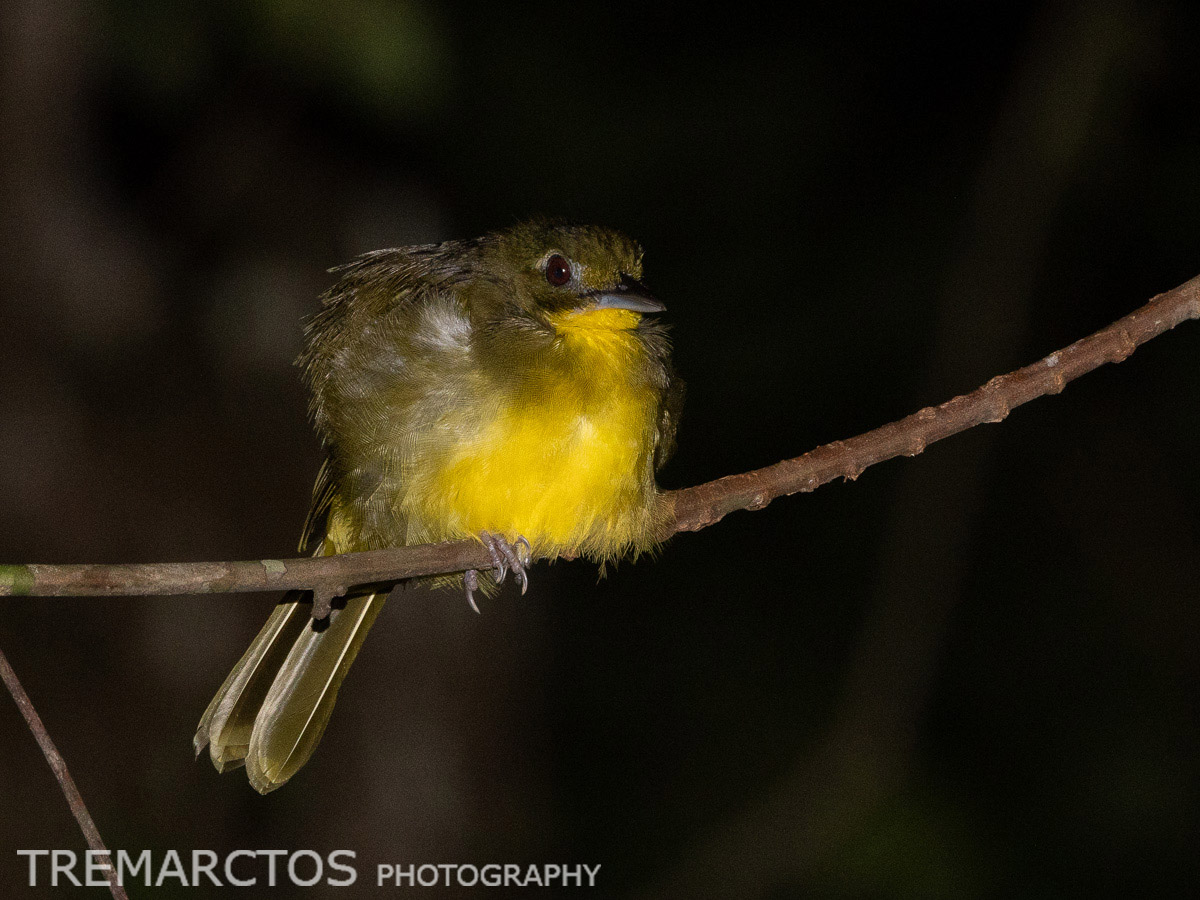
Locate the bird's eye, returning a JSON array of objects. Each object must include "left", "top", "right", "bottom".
[{"left": 545, "top": 254, "right": 572, "bottom": 286}]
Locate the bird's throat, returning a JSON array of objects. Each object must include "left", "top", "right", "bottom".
[{"left": 547, "top": 307, "right": 642, "bottom": 332}]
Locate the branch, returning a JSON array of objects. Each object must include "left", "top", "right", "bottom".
[
  {"left": 2, "top": 272, "right": 1198, "bottom": 601},
  {"left": 0, "top": 646, "right": 129, "bottom": 899}
]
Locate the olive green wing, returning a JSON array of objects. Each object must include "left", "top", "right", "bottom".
[{"left": 654, "top": 370, "right": 685, "bottom": 472}]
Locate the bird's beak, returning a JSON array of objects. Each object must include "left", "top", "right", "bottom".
[{"left": 584, "top": 274, "right": 666, "bottom": 314}]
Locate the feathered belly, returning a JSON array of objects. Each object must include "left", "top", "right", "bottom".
[{"left": 403, "top": 383, "right": 660, "bottom": 558}]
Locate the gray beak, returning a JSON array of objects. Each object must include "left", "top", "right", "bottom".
[{"left": 585, "top": 274, "right": 665, "bottom": 314}]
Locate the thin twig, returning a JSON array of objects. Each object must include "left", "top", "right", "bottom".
[
  {"left": 1, "top": 271, "right": 1198, "bottom": 602},
  {"left": 0, "top": 647, "right": 129, "bottom": 899}
]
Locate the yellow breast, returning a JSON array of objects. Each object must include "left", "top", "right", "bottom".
[{"left": 405, "top": 309, "right": 660, "bottom": 558}]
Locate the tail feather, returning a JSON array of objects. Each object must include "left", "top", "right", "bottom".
[
  {"left": 194, "top": 591, "right": 310, "bottom": 771},
  {"left": 195, "top": 588, "right": 387, "bottom": 792},
  {"left": 246, "top": 592, "right": 386, "bottom": 793}
]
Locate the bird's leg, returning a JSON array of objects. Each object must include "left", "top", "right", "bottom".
[{"left": 480, "top": 531, "right": 531, "bottom": 595}]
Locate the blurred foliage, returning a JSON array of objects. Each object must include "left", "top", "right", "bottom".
[{"left": 100, "top": 0, "right": 452, "bottom": 119}]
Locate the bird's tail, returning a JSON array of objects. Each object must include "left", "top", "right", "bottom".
[{"left": 194, "top": 589, "right": 386, "bottom": 793}]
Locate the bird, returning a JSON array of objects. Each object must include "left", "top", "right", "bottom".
[{"left": 193, "top": 220, "right": 682, "bottom": 793}]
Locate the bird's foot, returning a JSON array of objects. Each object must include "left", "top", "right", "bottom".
[
  {"left": 482, "top": 531, "right": 531, "bottom": 594},
  {"left": 464, "top": 532, "right": 532, "bottom": 614}
]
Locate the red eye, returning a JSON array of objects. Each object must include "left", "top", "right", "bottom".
[{"left": 545, "top": 254, "right": 572, "bottom": 286}]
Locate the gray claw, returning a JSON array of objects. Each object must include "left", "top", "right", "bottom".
[
  {"left": 464, "top": 568, "right": 481, "bottom": 614},
  {"left": 482, "top": 534, "right": 507, "bottom": 583}
]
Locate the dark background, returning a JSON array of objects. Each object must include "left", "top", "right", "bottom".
[{"left": 1, "top": 1, "right": 1198, "bottom": 897}]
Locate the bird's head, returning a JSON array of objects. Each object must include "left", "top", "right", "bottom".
[{"left": 467, "top": 221, "right": 664, "bottom": 333}]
